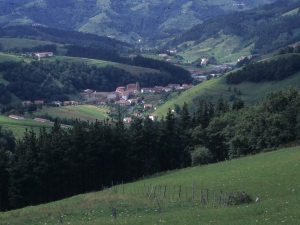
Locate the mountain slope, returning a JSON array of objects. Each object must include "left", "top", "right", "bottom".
[
  {"left": 0, "top": 0, "right": 276, "bottom": 44},
  {"left": 166, "top": 0, "right": 300, "bottom": 61}
]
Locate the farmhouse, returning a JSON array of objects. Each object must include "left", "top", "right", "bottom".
[
  {"left": 22, "top": 101, "right": 32, "bottom": 105},
  {"left": 9, "top": 115, "right": 24, "bottom": 120},
  {"left": 123, "top": 117, "right": 133, "bottom": 123},
  {"left": 167, "top": 84, "right": 180, "bottom": 89},
  {"left": 144, "top": 104, "right": 153, "bottom": 109},
  {"left": 149, "top": 114, "right": 157, "bottom": 121},
  {"left": 34, "top": 52, "right": 54, "bottom": 58},
  {"left": 34, "top": 100, "right": 44, "bottom": 105}
]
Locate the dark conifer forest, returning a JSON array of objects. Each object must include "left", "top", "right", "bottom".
[{"left": 1, "top": 87, "right": 300, "bottom": 211}]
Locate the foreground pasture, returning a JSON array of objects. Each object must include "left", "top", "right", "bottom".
[{"left": 1, "top": 146, "right": 299, "bottom": 224}]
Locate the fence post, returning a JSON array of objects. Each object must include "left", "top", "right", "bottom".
[
  {"left": 192, "top": 183, "right": 195, "bottom": 201},
  {"left": 156, "top": 197, "right": 162, "bottom": 213},
  {"left": 163, "top": 186, "right": 167, "bottom": 198},
  {"left": 206, "top": 189, "right": 209, "bottom": 204},
  {"left": 179, "top": 185, "right": 181, "bottom": 198},
  {"left": 172, "top": 185, "right": 176, "bottom": 198}
]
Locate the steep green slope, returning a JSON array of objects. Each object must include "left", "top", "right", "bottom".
[
  {"left": 1, "top": 146, "right": 300, "bottom": 224},
  {"left": 154, "top": 54, "right": 300, "bottom": 118}
]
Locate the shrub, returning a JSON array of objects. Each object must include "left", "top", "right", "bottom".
[
  {"left": 191, "top": 146, "right": 213, "bottom": 166},
  {"left": 230, "top": 191, "right": 253, "bottom": 205}
]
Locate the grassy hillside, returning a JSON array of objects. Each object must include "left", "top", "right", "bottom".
[
  {"left": 0, "top": 115, "right": 54, "bottom": 139},
  {"left": 1, "top": 146, "right": 299, "bottom": 224},
  {"left": 154, "top": 68, "right": 300, "bottom": 118},
  {"left": 33, "top": 105, "right": 110, "bottom": 122},
  {"left": 0, "top": 38, "right": 66, "bottom": 54}
]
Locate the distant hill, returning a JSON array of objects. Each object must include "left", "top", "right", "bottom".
[
  {"left": 0, "top": 0, "right": 276, "bottom": 44},
  {"left": 165, "top": 0, "right": 300, "bottom": 62}
]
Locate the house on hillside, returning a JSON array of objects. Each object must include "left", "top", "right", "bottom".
[
  {"left": 201, "top": 58, "right": 208, "bottom": 66},
  {"left": 126, "top": 82, "right": 140, "bottom": 93},
  {"left": 149, "top": 114, "right": 157, "bottom": 121},
  {"left": 123, "top": 117, "right": 133, "bottom": 123},
  {"left": 22, "top": 101, "right": 32, "bottom": 105},
  {"left": 34, "top": 52, "right": 54, "bottom": 60},
  {"left": 144, "top": 104, "right": 153, "bottom": 109},
  {"left": 52, "top": 101, "right": 62, "bottom": 106},
  {"left": 34, "top": 100, "right": 44, "bottom": 105},
  {"left": 167, "top": 84, "right": 180, "bottom": 89},
  {"left": 107, "top": 92, "right": 119, "bottom": 100},
  {"left": 121, "top": 91, "right": 130, "bottom": 100},
  {"left": 9, "top": 115, "right": 24, "bottom": 120}
]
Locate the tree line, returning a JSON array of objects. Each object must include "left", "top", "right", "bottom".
[
  {"left": 1, "top": 86, "right": 300, "bottom": 211},
  {"left": 226, "top": 54, "right": 300, "bottom": 84}
]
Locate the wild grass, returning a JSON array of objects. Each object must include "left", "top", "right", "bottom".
[{"left": 1, "top": 146, "right": 300, "bottom": 224}]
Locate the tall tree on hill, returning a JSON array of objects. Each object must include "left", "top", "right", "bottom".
[
  {"left": 0, "top": 148, "right": 10, "bottom": 211},
  {"left": 179, "top": 102, "right": 192, "bottom": 167},
  {"left": 9, "top": 129, "right": 40, "bottom": 209}
]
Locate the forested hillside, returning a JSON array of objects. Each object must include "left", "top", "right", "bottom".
[
  {"left": 1, "top": 86, "right": 300, "bottom": 211},
  {"left": 166, "top": 0, "right": 300, "bottom": 55},
  {"left": 226, "top": 54, "right": 300, "bottom": 84},
  {"left": 0, "top": 56, "right": 191, "bottom": 104}
]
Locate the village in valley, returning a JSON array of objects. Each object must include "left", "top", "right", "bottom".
[{"left": 7, "top": 51, "right": 231, "bottom": 123}]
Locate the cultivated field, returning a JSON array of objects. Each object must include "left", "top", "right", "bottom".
[
  {"left": 1, "top": 146, "right": 299, "bottom": 224},
  {"left": 34, "top": 105, "right": 110, "bottom": 122}
]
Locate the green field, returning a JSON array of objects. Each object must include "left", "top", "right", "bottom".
[
  {"left": 1, "top": 146, "right": 299, "bottom": 224},
  {"left": 34, "top": 105, "right": 110, "bottom": 122},
  {"left": 43, "top": 55, "right": 160, "bottom": 75},
  {"left": 0, "top": 52, "right": 25, "bottom": 62},
  {"left": 154, "top": 68, "right": 300, "bottom": 118},
  {"left": 0, "top": 38, "right": 65, "bottom": 54},
  {"left": 0, "top": 116, "right": 54, "bottom": 139}
]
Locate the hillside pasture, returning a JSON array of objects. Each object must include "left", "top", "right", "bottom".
[
  {"left": 0, "top": 52, "right": 25, "bottom": 62},
  {"left": 154, "top": 69, "right": 300, "bottom": 118},
  {"left": 1, "top": 146, "right": 299, "bottom": 224},
  {"left": 34, "top": 105, "right": 110, "bottom": 122},
  {"left": 0, "top": 38, "right": 65, "bottom": 53},
  {"left": 0, "top": 116, "right": 53, "bottom": 139},
  {"left": 46, "top": 56, "right": 160, "bottom": 75}
]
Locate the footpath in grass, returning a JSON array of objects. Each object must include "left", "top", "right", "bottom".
[{"left": 1, "top": 147, "right": 300, "bottom": 225}]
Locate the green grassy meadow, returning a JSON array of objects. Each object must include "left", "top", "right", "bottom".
[
  {"left": 0, "top": 38, "right": 65, "bottom": 54},
  {"left": 154, "top": 69, "right": 300, "bottom": 118},
  {"left": 34, "top": 105, "right": 110, "bottom": 122},
  {"left": 1, "top": 146, "right": 299, "bottom": 224},
  {"left": 0, "top": 116, "right": 53, "bottom": 139}
]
